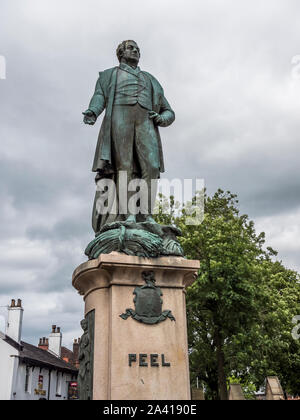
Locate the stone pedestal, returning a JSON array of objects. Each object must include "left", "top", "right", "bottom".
[
  {"left": 228, "top": 384, "right": 245, "bottom": 400},
  {"left": 72, "top": 252, "right": 200, "bottom": 400}
]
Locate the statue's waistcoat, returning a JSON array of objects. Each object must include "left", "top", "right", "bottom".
[{"left": 114, "top": 64, "right": 152, "bottom": 111}]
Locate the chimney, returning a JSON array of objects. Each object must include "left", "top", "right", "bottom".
[
  {"left": 48, "top": 325, "right": 62, "bottom": 357},
  {"left": 6, "top": 299, "right": 24, "bottom": 343},
  {"left": 38, "top": 337, "right": 49, "bottom": 350},
  {"left": 73, "top": 338, "right": 80, "bottom": 368}
]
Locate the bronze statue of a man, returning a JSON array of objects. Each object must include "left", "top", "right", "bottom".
[{"left": 83, "top": 40, "right": 175, "bottom": 233}]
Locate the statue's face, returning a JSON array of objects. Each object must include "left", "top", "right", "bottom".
[
  {"left": 122, "top": 41, "right": 140, "bottom": 64},
  {"left": 81, "top": 319, "right": 88, "bottom": 330}
]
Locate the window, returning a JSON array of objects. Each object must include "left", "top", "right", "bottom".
[
  {"left": 56, "top": 372, "right": 61, "bottom": 396},
  {"left": 25, "top": 366, "right": 31, "bottom": 392}
]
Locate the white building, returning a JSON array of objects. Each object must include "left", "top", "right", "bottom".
[{"left": 0, "top": 299, "right": 78, "bottom": 400}]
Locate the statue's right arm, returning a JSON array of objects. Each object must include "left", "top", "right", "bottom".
[{"left": 83, "top": 74, "right": 105, "bottom": 125}]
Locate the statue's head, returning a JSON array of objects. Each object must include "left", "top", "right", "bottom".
[
  {"left": 81, "top": 318, "right": 88, "bottom": 331},
  {"left": 116, "top": 40, "right": 140, "bottom": 65}
]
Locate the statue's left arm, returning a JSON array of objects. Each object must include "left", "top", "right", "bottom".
[
  {"left": 157, "top": 95, "right": 175, "bottom": 127},
  {"left": 149, "top": 95, "right": 175, "bottom": 127},
  {"left": 145, "top": 72, "right": 175, "bottom": 127}
]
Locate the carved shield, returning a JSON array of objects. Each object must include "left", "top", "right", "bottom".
[
  {"left": 120, "top": 271, "right": 176, "bottom": 325},
  {"left": 134, "top": 287, "right": 162, "bottom": 318}
]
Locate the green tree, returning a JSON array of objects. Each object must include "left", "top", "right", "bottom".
[
  {"left": 243, "top": 260, "right": 300, "bottom": 395},
  {"left": 154, "top": 189, "right": 300, "bottom": 399}
]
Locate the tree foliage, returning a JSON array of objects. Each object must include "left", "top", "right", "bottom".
[{"left": 154, "top": 189, "right": 300, "bottom": 399}]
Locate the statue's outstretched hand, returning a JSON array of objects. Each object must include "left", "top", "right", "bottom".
[
  {"left": 148, "top": 111, "right": 163, "bottom": 126},
  {"left": 83, "top": 109, "right": 97, "bottom": 125}
]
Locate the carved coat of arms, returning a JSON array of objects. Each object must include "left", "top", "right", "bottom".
[{"left": 120, "top": 271, "right": 175, "bottom": 325}]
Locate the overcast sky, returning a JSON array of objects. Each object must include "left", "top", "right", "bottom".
[{"left": 0, "top": 0, "right": 300, "bottom": 348}]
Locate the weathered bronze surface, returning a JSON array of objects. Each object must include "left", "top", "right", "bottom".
[
  {"left": 83, "top": 41, "right": 174, "bottom": 226},
  {"left": 83, "top": 41, "right": 183, "bottom": 258},
  {"left": 85, "top": 220, "right": 184, "bottom": 259},
  {"left": 78, "top": 310, "right": 95, "bottom": 400},
  {"left": 120, "top": 271, "right": 175, "bottom": 324}
]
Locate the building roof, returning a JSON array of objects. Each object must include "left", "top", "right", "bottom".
[
  {"left": 0, "top": 331, "right": 78, "bottom": 374},
  {"left": 0, "top": 331, "right": 23, "bottom": 351},
  {"left": 19, "top": 341, "right": 78, "bottom": 374},
  {"left": 61, "top": 346, "right": 74, "bottom": 360}
]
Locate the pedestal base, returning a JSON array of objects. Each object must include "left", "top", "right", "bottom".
[{"left": 72, "top": 252, "right": 200, "bottom": 400}]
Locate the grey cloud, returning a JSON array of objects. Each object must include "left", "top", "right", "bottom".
[
  {"left": 26, "top": 218, "right": 91, "bottom": 241},
  {"left": 1, "top": 0, "right": 300, "bottom": 344}
]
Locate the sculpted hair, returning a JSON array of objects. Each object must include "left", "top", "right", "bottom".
[{"left": 116, "top": 40, "right": 140, "bottom": 62}]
